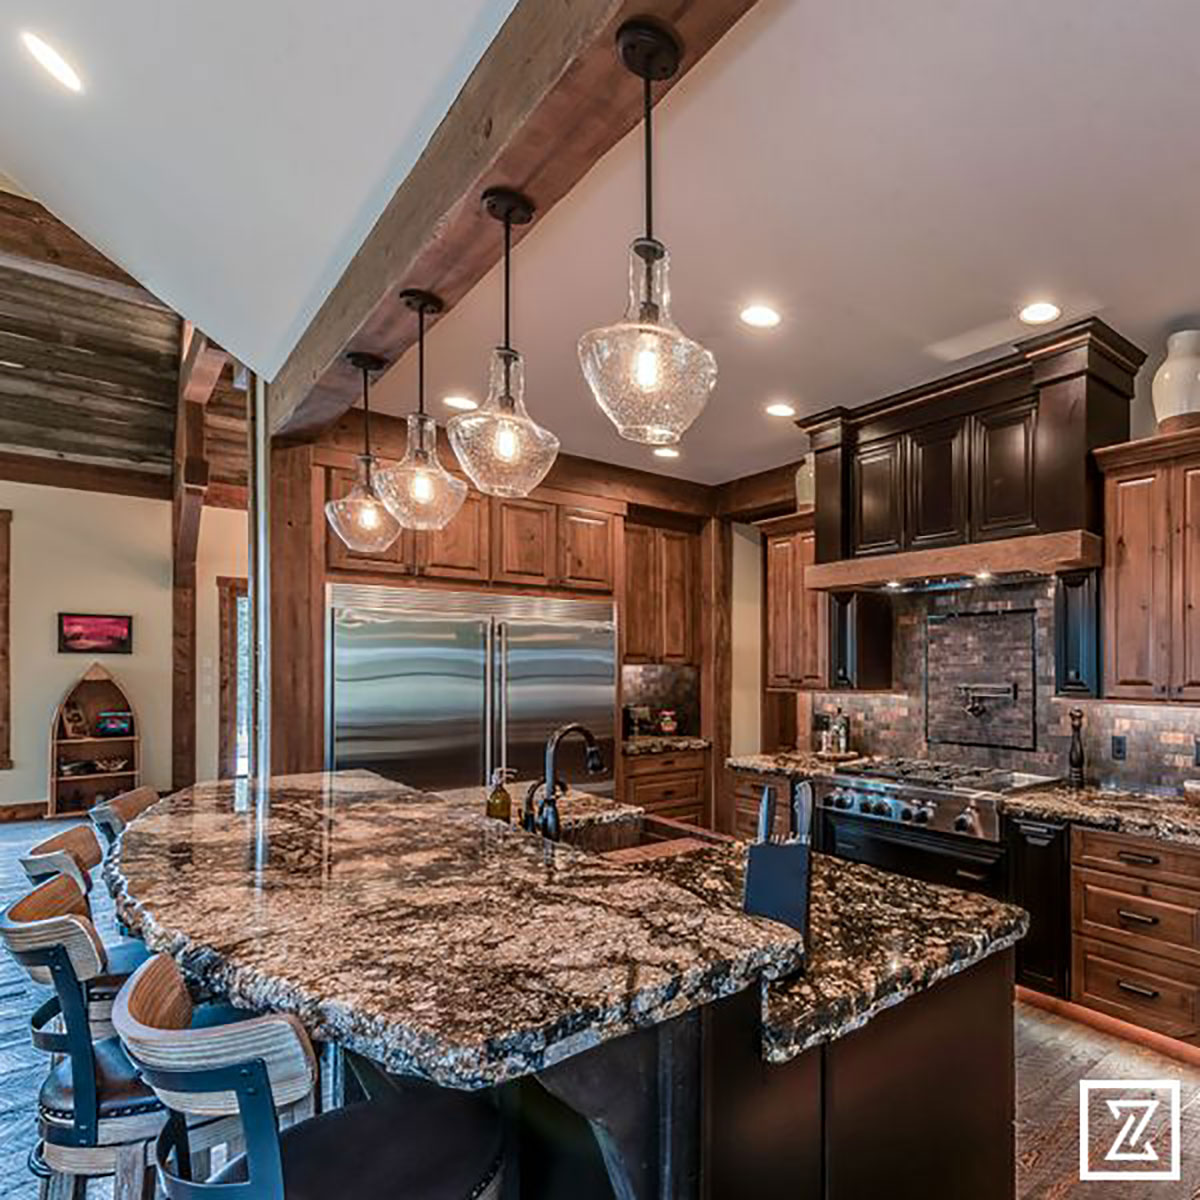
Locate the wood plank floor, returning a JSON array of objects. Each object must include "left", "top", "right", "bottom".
[{"left": 0, "top": 819, "right": 1196, "bottom": 1198}]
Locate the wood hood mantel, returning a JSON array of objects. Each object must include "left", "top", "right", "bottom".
[{"left": 803, "top": 528, "right": 1102, "bottom": 591}]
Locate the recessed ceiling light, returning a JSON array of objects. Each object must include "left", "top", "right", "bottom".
[
  {"left": 975, "top": 570, "right": 993, "bottom": 581},
  {"left": 1018, "top": 300, "right": 1060, "bottom": 326},
  {"left": 443, "top": 395, "right": 477, "bottom": 411},
  {"left": 653, "top": 447, "right": 680, "bottom": 459},
  {"left": 740, "top": 304, "right": 780, "bottom": 329},
  {"left": 886, "top": 580, "right": 902, "bottom": 590},
  {"left": 765, "top": 402, "right": 796, "bottom": 418},
  {"left": 21, "top": 32, "right": 82, "bottom": 92}
]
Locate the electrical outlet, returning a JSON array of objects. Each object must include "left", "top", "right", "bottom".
[{"left": 1111, "top": 735, "right": 1127, "bottom": 761}]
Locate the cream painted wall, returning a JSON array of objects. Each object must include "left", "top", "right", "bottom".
[
  {"left": 196, "top": 508, "right": 249, "bottom": 781},
  {"left": 730, "top": 523, "right": 762, "bottom": 756},
  {"left": 0, "top": 482, "right": 248, "bottom": 808},
  {"left": 0, "top": 482, "right": 173, "bottom": 807}
]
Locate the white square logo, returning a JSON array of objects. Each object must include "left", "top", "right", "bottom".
[{"left": 1079, "top": 1079, "right": 1181, "bottom": 1181}]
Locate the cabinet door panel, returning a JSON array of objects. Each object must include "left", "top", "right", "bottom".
[
  {"left": 851, "top": 437, "right": 904, "bottom": 555},
  {"left": 765, "top": 534, "right": 796, "bottom": 688},
  {"left": 559, "top": 506, "right": 615, "bottom": 592},
  {"left": 1171, "top": 457, "right": 1200, "bottom": 700},
  {"left": 1104, "top": 468, "right": 1170, "bottom": 699},
  {"left": 325, "top": 464, "right": 414, "bottom": 574},
  {"left": 492, "top": 498, "right": 557, "bottom": 586},
  {"left": 659, "top": 530, "right": 694, "bottom": 663},
  {"left": 906, "top": 418, "right": 967, "bottom": 549},
  {"left": 418, "top": 490, "right": 489, "bottom": 581},
  {"left": 623, "top": 524, "right": 660, "bottom": 662},
  {"left": 971, "top": 401, "right": 1038, "bottom": 540},
  {"left": 794, "top": 531, "right": 826, "bottom": 687},
  {"left": 1006, "top": 818, "right": 1069, "bottom": 998}
]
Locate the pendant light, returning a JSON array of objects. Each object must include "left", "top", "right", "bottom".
[
  {"left": 324, "top": 352, "right": 402, "bottom": 553},
  {"left": 578, "top": 20, "right": 716, "bottom": 446},
  {"left": 447, "top": 188, "right": 559, "bottom": 498},
  {"left": 376, "top": 289, "right": 467, "bottom": 530}
]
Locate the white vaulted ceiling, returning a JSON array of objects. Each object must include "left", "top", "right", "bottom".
[
  {"left": 6, "top": 1, "right": 1200, "bottom": 484},
  {"left": 0, "top": 0, "right": 517, "bottom": 377},
  {"left": 374, "top": 0, "right": 1200, "bottom": 482}
]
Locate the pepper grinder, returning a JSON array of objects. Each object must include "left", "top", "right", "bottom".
[{"left": 1068, "top": 707, "right": 1085, "bottom": 790}]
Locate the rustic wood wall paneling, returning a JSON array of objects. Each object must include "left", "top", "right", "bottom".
[
  {"left": 0, "top": 510, "right": 11, "bottom": 771},
  {"left": 269, "top": 0, "right": 759, "bottom": 439},
  {"left": 699, "top": 517, "right": 733, "bottom": 832},
  {"left": 0, "top": 450, "right": 171, "bottom": 499},
  {"left": 0, "top": 192, "right": 138, "bottom": 287}
]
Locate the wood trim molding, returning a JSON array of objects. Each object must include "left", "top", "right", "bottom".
[
  {"left": 0, "top": 450, "right": 170, "bottom": 500},
  {"left": 804, "top": 529, "right": 1102, "bottom": 591},
  {"left": 217, "top": 576, "right": 248, "bottom": 779},
  {"left": 268, "top": 0, "right": 758, "bottom": 439},
  {"left": 715, "top": 462, "right": 803, "bottom": 522},
  {"left": 0, "top": 510, "right": 11, "bottom": 771},
  {"left": 1095, "top": 426, "right": 1200, "bottom": 472}
]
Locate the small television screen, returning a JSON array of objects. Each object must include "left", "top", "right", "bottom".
[{"left": 58, "top": 613, "right": 133, "bottom": 655}]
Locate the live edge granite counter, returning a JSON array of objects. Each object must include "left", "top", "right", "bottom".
[{"left": 106, "top": 771, "right": 1026, "bottom": 1200}]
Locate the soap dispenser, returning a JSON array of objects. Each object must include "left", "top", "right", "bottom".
[{"left": 487, "top": 767, "right": 516, "bottom": 823}]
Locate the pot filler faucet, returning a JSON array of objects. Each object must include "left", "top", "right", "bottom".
[{"left": 523, "top": 723, "right": 606, "bottom": 842}]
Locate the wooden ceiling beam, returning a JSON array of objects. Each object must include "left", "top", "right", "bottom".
[
  {"left": 179, "top": 322, "right": 229, "bottom": 406},
  {"left": 268, "top": 0, "right": 757, "bottom": 439}
]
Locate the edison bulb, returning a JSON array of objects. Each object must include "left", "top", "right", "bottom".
[
  {"left": 410, "top": 470, "right": 434, "bottom": 505},
  {"left": 360, "top": 503, "right": 381, "bottom": 530},
  {"left": 635, "top": 343, "right": 660, "bottom": 391},
  {"left": 495, "top": 422, "right": 519, "bottom": 462}
]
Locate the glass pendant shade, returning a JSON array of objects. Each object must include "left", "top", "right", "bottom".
[
  {"left": 447, "top": 347, "right": 559, "bottom": 498},
  {"left": 324, "top": 453, "right": 402, "bottom": 553},
  {"left": 376, "top": 413, "right": 467, "bottom": 530},
  {"left": 578, "top": 239, "right": 717, "bottom": 445}
]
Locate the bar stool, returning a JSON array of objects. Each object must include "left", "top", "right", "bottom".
[
  {"left": 19, "top": 824, "right": 103, "bottom": 895},
  {"left": 114, "top": 953, "right": 505, "bottom": 1200},
  {"left": 91, "top": 786, "right": 159, "bottom": 846},
  {"left": 0, "top": 874, "right": 164, "bottom": 1198}
]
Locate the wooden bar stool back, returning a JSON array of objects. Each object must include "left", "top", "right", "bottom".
[
  {"left": 19, "top": 825, "right": 103, "bottom": 895},
  {"left": 0, "top": 875, "right": 163, "bottom": 1197},
  {"left": 90, "top": 786, "right": 159, "bottom": 846},
  {"left": 115, "top": 954, "right": 505, "bottom": 1200}
]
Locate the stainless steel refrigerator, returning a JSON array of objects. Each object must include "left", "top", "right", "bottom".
[{"left": 327, "top": 584, "right": 616, "bottom": 793}]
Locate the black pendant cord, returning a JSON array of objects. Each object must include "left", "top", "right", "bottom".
[
  {"left": 360, "top": 364, "right": 372, "bottom": 456},
  {"left": 416, "top": 306, "right": 426, "bottom": 418},
  {"left": 502, "top": 213, "right": 513, "bottom": 399},
  {"left": 643, "top": 74, "right": 654, "bottom": 243}
]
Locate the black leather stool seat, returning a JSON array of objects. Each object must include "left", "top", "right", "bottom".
[
  {"left": 39, "top": 1037, "right": 162, "bottom": 1122},
  {"left": 212, "top": 1093, "right": 503, "bottom": 1200}
]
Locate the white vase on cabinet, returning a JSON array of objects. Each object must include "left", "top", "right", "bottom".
[{"left": 1152, "top": 330, "right": 1200, "bottom": 433}]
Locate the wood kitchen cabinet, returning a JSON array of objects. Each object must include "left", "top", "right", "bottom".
[
  {"left": 970, "top": 399, "right": 1038, "bottom": 541},
  {"left": 1006, "top": 817, "right": 1070, "bottom": 998},
  {"left": 625, "top": 750, "right": 708, "bottom": 826},
  {"left": 492, "top": 497, "right": 557, "bottom": 587},
  {"left": 829, "top": 592, "right": 892, "bottom": 691},
  {"left": 1098, "top": 431, "right": 1200, "bottom": 701},
  {"left": 417, "top": 490, "right": 490, "bottom": 581},
  {"left": 622, "top": 522, "right": 696, "bottom": 664},
  {"left": 325, "top": 462, "right": 416, "bottom": 574},
  {"left": 906, "top": 417, "right": 968, "bottom": 550},
  {"left": 558, "top": 505, "right": 616, "bottom": 592},
  {"left": 763, "top": 512, "right": 827, "bottom": 690},
  {"left": 851, "top": 436, "right": 905, "bottom": 556}
]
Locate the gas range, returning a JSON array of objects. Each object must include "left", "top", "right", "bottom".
[{"left": 815, "top": 757, "right": 1059, "bottom": 843}]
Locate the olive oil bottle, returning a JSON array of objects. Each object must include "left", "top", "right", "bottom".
[{"left": 486, "top": 767, "right": 515, "bottom": 823}]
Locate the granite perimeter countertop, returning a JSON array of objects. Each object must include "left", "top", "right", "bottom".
[
  {"left": 726, "top": 751, "right": 851, "bottom": 778},
  {"left": 623, "top": 736, "right": 711, "bottom": 756},
  {"left": 433, "top": 782, "right": 643, "bottom": 830},
  {"left": 629, "top": 843, "right": 1028, "bottom": 1062},
  {"left": 106, "top": 771, "right": 804, "bottom": 1090},
  {"left": 999, "top": 785, "right": 1200, "bottom": 847}
]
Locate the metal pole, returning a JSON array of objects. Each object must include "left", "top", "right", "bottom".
[{"left": 248, "top": 373, "right": 271, "bottom": 783}]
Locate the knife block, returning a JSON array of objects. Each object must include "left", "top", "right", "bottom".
[{"left": 743, "top": 838, "right": 813, "bottom": 941}]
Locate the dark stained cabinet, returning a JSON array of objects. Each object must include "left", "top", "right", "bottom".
[
  {"left": 558, "top": 505, "right": 616, "bottom": 592},
  {"left": 905, "top": 418, "right": 967, "bottom": 549},
  {"left": 622, "top": 522, "right": 696, "bottom": 665},
  {"left": 1054, "top": 570, "right": 1100, "bottom": 697},
  {"left": 1006, "top": 817, "right": 1070, "bottom": 998},
  {"left": 829, "top": 591, "right": 892, "bottom": 690},
  {"left": 851, "top": 436, "right": 904, "bottom": 556},
  {"left": 970, "top": 400, "right": 1038, "bottom": 541}
]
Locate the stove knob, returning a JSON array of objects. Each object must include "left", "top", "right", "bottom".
[
  {"left": 954, "top": 809, "right": 977, "bottom": 833},
  {"left": 835, "top": 791, "right": 854, "bottom": 810},
  {"left": 859, "top": 797, "right": 873, "bottom": 813},
  {"left": 872, "top": 800, "right": 890, "bottom": 817},
  {"left": 914, "top": 807, "right": 931, "bottom": 824},
  {"left": 900, "top": 806, "right": 915, "bottom": 822}
]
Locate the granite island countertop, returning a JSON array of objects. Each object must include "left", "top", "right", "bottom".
[
  {"left": 434, "top": 781, "right": 643, "bottom": 829},
  {"left": 999, "top": 784, "right": 1200, "bottom": 847},
  {"left": 106, "top": 771, "right": 805, "bottom": 1090},
  {"left": 629, "top": 842, "right": 1028, "bottom": 1062}
]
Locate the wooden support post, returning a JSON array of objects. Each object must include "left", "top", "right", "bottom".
[{"left": 699, "top": 517, "right": 733, "bottom": 833}]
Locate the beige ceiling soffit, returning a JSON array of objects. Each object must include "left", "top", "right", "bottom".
[
  {"left": 804, "top": 530, "right": 1102, "bottom": 592},
  {"left": 0, "top": 173, "right": 33, "bottom": 200},
  {"left": 268, "top": 0, "right": 759, "bottom": 440}
]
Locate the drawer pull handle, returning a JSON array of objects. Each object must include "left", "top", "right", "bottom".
[
  {"left": 955, "top": 868, "right": 988, "bottom": 883},
  {"left": 1116, "top": 979, "right": 1160, "bottom": 1001},
  {"left": 1117, "top": 908, "right": 1159, "bottom": 927},
  {"left": 1117, "top": 851, "right": 1160, "bottom": 866}
]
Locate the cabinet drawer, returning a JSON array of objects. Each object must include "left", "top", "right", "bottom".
[
  {"left": 626, "top": 751, "right": 706, "bottom": 778},
  {"left": 1072, "top": 827, "right": 1200, "bottom": 891},
  {"left": 630, "top": 771, "right": 702, "bottom": 808},
  {"left": 1073, "top": 936, "right": 1200, "bottom": 1042},
  {"left": 1072, "top": 866, "right": 1200, "bottom": 969},
  {"left": 732, "top": 772, "right": 792, "bottom": 841}
]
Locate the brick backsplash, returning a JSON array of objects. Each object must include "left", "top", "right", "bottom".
[{"left": 812, "top": 580, "right": 1200, "bottom": 791}]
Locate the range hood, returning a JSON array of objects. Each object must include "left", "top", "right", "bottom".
[{"left": 804, "top": 530, "right": 1101, "bottom": 592}]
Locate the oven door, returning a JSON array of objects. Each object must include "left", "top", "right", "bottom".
[{"left": 820, "top": 812, "right": 1008, "bottom": 899}]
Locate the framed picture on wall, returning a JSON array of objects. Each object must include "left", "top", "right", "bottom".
[{"left": 58, "top": 613, "right": 134, "bottom": 655}]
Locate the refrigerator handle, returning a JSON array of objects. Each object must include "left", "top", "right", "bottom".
[
  {"left": 498, "top": 622, "right": 509, "bottom": 773},
  {"left": 484, "top": 622, "right": 495, "bottom": 784}
]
